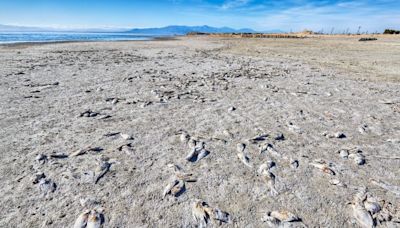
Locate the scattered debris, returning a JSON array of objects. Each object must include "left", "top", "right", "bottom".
[
  {"left": 192, "top": 199, "right": 231, "bottom": 226},
  {"left": 262, "top": 210, "right": 303, "bottom": 227},
  {"left": 35, "top": 154, "right": 47, "bottom": 164},
  {"left": 120, "top": 133, "right": 133, "bottom": 140},
  {"left": 163, "top": 164, "right": 196, "bottom": 198},
  {"left": 349, "top": 152, "right": 366, "bottom": 165},
  {"left": 94, "top": 160, "right": 111, "bottom": 184},
  {"left": 324, "top": 132, "right": 346, "bottom": 139},
  {"left": 69, "top": 147, "right": 103, "bottom": 157},
  {"left": 349, "top": 187, "right": 399, "bottom": 227},
  {"left": 237, "top": 143, "right": 252, "bottom": 168},
  {"left": 310, "top": 159, "right": 335, "bottom": 175},
  {"left": 74, "top": 208, "right": 104, "bottom": 228},
  {"left": 38, "top": 178, "right": 57, "bottom": 195},
  {"left": 258, "top": 164, "right": 278, "bottom": 196},
  {"left": 186, "top": 140, "right": 210, "bottom": 163},
  {"left": 274, "top": 133, "right": 285, "bottom": 141},
  {"left": 329, "top": 179, "right": 347, "bottom": 188},
  {"left": 79, "top": 110, "right": 99, "bottom": 118}
]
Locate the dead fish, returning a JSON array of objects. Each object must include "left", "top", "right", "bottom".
[
  {"left": 103, "top": 132, "right": 120, "bottom": 137},
  {"left": 323, "top": 131, "right": 346, "bottom": 139},
  {"left": 249, "top": 134, "right": 268, "bottom": 143},
  {"left": 111, "top": 98, "right": 118, "bottom": 104},
  {"left": 97, "top": 114, "right": 111, "bottom": 120},
  {"left": 260, "top": 144, "right": 281, "bottom": 158},
  {"left": 87, "top": 210, "right": 103, "bottom": 228},
  {"left": 258, "top": 164, "right": 278, "bottom": 195},
  {"left": 69, "top": 147, "right": 102, "bottom": 157},
  {"left": 163, "top": 179, "right": 179, "bottom": 198},
  {"left": 186, "top": 147, "right": 198, "bottom": 162},
  {"left": 338, "top": 149, "right": 349, "bottom": 159},
  {"left": 197, "top": 148, "right": 210, "bottom": 161},
  {"left": 334, "top": 132, "right": 346, "bottom": 138},
  {"left": 49, "top": 152, "right": 68, "bottom": 159},
  {"left": 176, "top": 172, "right": 196, "bottom": 182},
  {"left": 73, "top": 210, "right": 90, "bottom": 228},
  {"left": 349, "top": 153, "right": 366, "bottom": 165},
  {"left": 269, "top": 210, "right": 300, "bottom": 222},
  {"left": 79, "top": 110, "right": 99, "bottom": 118},
  {"left": 170, "top": 179, "right": 185, "bottom": 197},
  {"left": 329, "top": 179, "right": 347, "bottom": 188},
  {"left": 186, "top": 141, "right": 209, "bottom": 162},
  {"left": 120, "top": 145, "right": 134, "bottom": 155},
  {"left": 236, "top": 143, "right": 246, "bottom": 153},
  {"left": 70, "top": 149, "right": 87, "bottom": 157},
  {"left": 212, "top": 208, "right": 231, "bottom": 224},
  {"left": 32, "top": 172, "right": 46, "bottom": 184},
  {"left": 192, "top": 200, "right": 211, "bottom": 227},
  {"left": 35, "top": 154, "right": 47, "bottom": 164},
  {"left": 167, "top": 164, "right": 196, "bottom": 182},
  {"left": 310, "top": 160, "right": 335, "bottom": 175},
  {"left": 354, "top": 187, "right": 367, "bottom": 203},
  {"left": 290, "top": 159, "right": 299, "bottom": 169},
  {"left": 258, "top": 163, "right": 272, "bottom": 174},
  {"left": 237, "top": 152, "right": 252, "bottom": 168},
  {"left": 94, "top": 161, "right": 111, "bottom": 184},
  {"left": 120, "top": 133, "right": 133, "bottom": 140},
  {"left": 38, "top": 178, "right": 56, "bottom": 195},
  {"left": 364, "top": 200, "right": 381, "bottom": 215},
  {"left": 264, "top": 171, "right": 278, "bottom": 196},
  {"left": 359, "top": 124, "right": 368, "bottom": 134},
  {"left": 351, "top": 203, "right": 374, "bottom": 228},
  {"left": 274, "top": 133, "right": 285, "bottom": 141},
  {"left": 192, "top": 200, "right": 230, "bottom": 226}
]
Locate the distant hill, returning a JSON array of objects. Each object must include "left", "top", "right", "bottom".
[
  {"left": 0, "top": 24, "right": 126, "bottom": 33},
  {"left": 0, "top": 24, "right": 281, "bottom": 34},
  {"left": 126, "top": 25, "right": 257, "bottom": 35}
]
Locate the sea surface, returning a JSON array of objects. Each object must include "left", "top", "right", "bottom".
[{"left": 0, "top": 32, "right": 163, "bottom": 44}]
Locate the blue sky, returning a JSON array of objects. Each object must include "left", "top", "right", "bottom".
[{"left": 0, "top": 0, "right": 399, "bottom": 32}]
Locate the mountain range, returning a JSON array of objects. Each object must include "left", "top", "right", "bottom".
[
  {"left": 126, "top": 25, "right": 256, "bottom": 35},
  {"left": 0, "top": 24, "right": 284, "bottom": 34}
]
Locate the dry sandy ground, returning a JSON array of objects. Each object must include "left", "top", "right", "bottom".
[{"left": 0, "top": 36, "right": 399, "bottom": 227}]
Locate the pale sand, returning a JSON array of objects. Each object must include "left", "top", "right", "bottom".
[{"left": 0, "top": 36, "right": 399, "bottom": 227}]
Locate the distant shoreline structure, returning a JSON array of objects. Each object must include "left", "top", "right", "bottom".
[{"left": 186, "top": 29, "right": 400, "bottom": 39}]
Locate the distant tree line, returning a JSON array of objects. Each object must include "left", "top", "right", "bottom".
[{"left": 383, "top": 29, "right": 400, "bottom": 34}]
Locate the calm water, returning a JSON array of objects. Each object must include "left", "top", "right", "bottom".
[{"left": 0, "top": 32, "right": 162, "bottom": 44}]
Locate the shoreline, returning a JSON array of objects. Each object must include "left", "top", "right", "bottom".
[{"left": 0, "top": 35, "right": 178, "bottom": 47}]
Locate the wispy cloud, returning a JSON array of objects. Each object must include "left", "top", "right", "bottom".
[
  {"left": 221, "top": 0, "right": 251, "bottom": 10},
  {"left": 257, "top": 1, "right": 400, "bottom": 32}
]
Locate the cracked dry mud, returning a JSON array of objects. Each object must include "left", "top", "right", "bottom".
[{"left": 0, "top": 36, "right": 399, "bottom": 227}]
